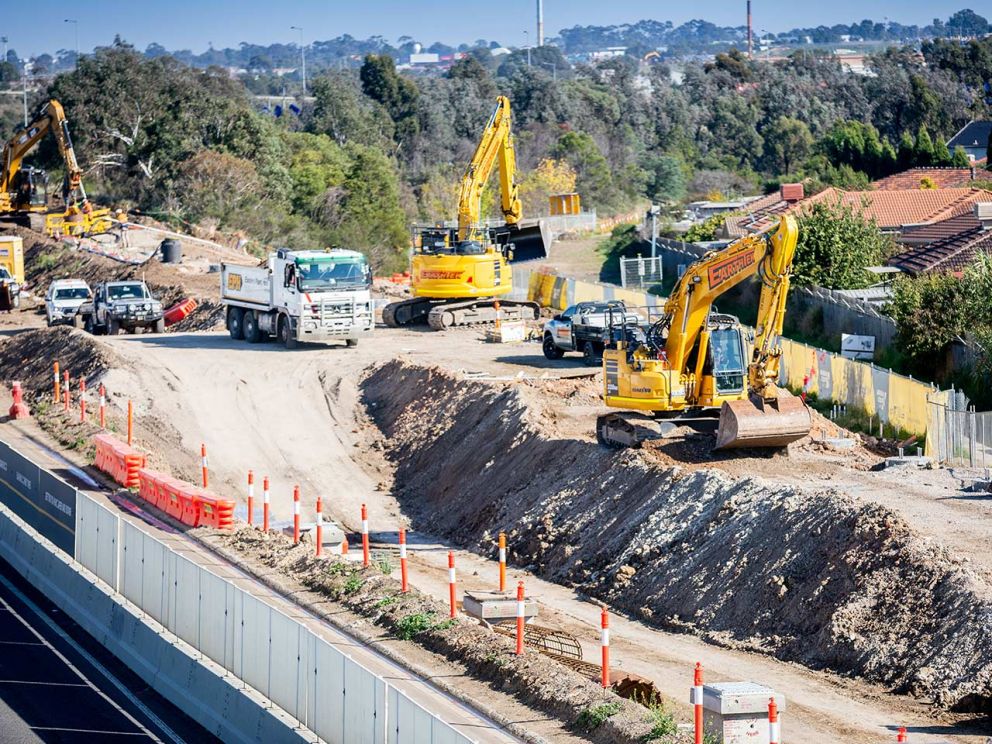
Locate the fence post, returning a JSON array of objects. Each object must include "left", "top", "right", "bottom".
[
  {"left": 79, "top": 378, "right": 86, "bottom": 423},
  {"left": 693, "top": 663, "right": 704, "bottom": 744},
  {"left": 200, "top": 444, "right": 208, "bottom": 488},
  {"left": 293, "top": 485, "right": 300, "bottom": 544},
  {"left": 768, "top": 698, "right": 780, "bottom": 744},
  {"left": 361, "top": 504, "right": 370, "bottom": 567},
  {"left": 897, "top": 726, "right": 907, "bottom": 742},
  {"left": 246, "top": 470, "right": 254, "bottom": 526},
  {"left": 315, "top": 496, "right": 323, "bottom": 557},
  {"left": 53, "top": 362, "right": 60, "bottom": 403},
  {"left": 399, "top": 527, "right": 408, "bottom": 592},
  {"left": 448, "top": 551, "right": 457, "bottom": 618},
  {"left": 515, "top": 581, "right": 525, "bottom": 655},
  {"left": 498, "top": 531, "right": 507, "bottom": 592},
  {"left": 99, "top": 384, "right": 105, "bottom": 429},
  {"left": 600, "top": 608, "right": 610, "bottom": 689},
  {"left": 262, "top": 476, "right": 270, "bottom": 532}
]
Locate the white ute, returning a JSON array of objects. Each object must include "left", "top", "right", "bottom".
[
  {"left": 221, "top": 248, "right": 374, "bottom": 349},
  {"left": 45, "top": 279, "right": 91, "bottom": 326}
]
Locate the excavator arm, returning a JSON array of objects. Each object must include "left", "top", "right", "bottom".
[
  {"left": 1, "top": 99, "right": 90, "bottom": 213},
  {"left": 663, "top": 215, "right": 799, "bottom": 402},
  {"left": 456, "top": 95, "right": 522, "bottom": 241}
]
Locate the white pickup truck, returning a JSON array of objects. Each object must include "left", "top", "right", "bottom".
[{"left": 220, "top": 249, "right": 374, "bottom": 349}]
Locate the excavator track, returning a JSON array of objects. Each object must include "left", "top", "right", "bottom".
[
  {"left": 381, "top": 297, "right": 436, "bottom": 328},
  {"left": 425, "top": 299, "right": 539, "bottom": 331}
]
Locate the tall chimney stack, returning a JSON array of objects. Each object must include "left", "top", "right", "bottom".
[
  {"left": 747, "top": 1, "right": 753, "bottom": 58},
  {"left": 537, "top": 0, "right": 544, "bottom": 47}
]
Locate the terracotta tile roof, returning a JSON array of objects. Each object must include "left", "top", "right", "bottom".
[
  {"left": 872, "top": 167, "right": 976, "bottom": 190},
  {"left": 889, "top": 226, "right": 992, "bottom": 275},
  {"left": 723, "top": 187, "right": 992, "bottom": 238},
  {"left": 899, "top": 212, "right": 980, "bottom": 246}
]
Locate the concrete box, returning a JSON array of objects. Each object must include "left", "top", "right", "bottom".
[
  {"left": 485, "top": 321, "right": 526, "bottom": 343},
  {"left": 701, "top": 682, "right": 785, "bottom": 744},
  {"left": 462, "top": 590, "right": 538, "bottom": 623}
]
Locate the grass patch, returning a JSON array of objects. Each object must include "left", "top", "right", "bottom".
[
  {"left": 396, "top": 611, "right": 435, "bottom": 640},
  {"left": 640, "top": 697, "right": 677, "bottom": 741},
  {"left": 374, "top": 595, "right": 397, "bottom": 608},
  {"left": 576, "top": 702, "right": 622, "bottom": 732},
  {"left": 343, "top": 573, "right": 363, "bottom": 595}
]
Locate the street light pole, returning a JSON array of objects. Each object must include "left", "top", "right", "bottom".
[
  {"left": 22, "top": 61, "right": 30, "bottom": 126},
  {"left": 291, "top": 25, "right": 306, "bottom": 96},
  {"left": 64, "top": 19, "right": 79, "bottom": 70},
  {"left": 523, "top": 30, "right": 530, "bottom": 66}
]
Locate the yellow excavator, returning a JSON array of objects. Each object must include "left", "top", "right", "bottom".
[
  {"left": 597, "top": 215, "right": 812, "bottom": 450},
  {"left": 0, "top": 99, "right": 114, "bottom": 237},
  {"left": 383, "top": 96, "right": 547, "bottom": 330}
]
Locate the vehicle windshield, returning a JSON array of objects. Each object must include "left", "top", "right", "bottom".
[
  {"left": 0, "top": 268, "right": 11, "bottom": 279},
  {"left": 296, "top": 260, "right": 369, "bottom": 290},
  {"left": 108, "top": 284, "right": 149, "bottom": 300},
  {"left": 709, "top": 327, "right": 745, "bottom": 394},
  {"left": 55, "top": 287, "right": 89, "bottom": 300}
]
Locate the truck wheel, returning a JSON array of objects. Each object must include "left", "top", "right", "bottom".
[
  {"left": 346, "top": 339, "right": 358, "bottom": 348},
  {"left": 72, "top": 314, "right": 83, "bottom": 330},
  {"left": 108, "top": 318, "right": 120, "bottom": 336},
  {"left": 226, "top": 307, "right": 244, "bottom": 340},
  {"left": 154, "top": 318, "right": 165, "bottom": 334},
  {"left": 278, "top": 316, "right": 297, "bottom": 349},
  {"left": 543, "top": 334, "right": 565, "bottom": 360},
  {"left": 243, "top": 311, "right": 261, "bottom": 343},
  {"left": 582, "top": 342, "right": 602, "bottom": 367}
]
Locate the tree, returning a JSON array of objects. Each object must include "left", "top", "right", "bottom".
[
  {"left": 914, "top": 126, "right": 936, "bottom": 164},
  {"left": 889, "top": 272, "right": 968, "bottom": 378},
  {"left": 322, "top": 144, "right": 409, "bottom": 272},
  {"left": 173, "top": 150, "right": 262, "bottom": 223},
  {"left": 793, "top": 200, "right": 888, "bottom": 289},
  {"left": 552, "top": 131, "right": 617, "bottom": 210},
  {"left": 952, "top": 146, "right": 972, "bottom": 167},
  {"left": 763, "top": 117, "right": 813, "bottom": 175},
  {"left": 642, "top": 154, "right": 685, "bottom": 203},
  {"left": 518, "top": 158, "right": 578, "bottom": 215},
  {"left": 359, "top": 54, "right": 419, "bottom": 148}
]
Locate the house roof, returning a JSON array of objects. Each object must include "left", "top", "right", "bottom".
[
  {"left": 723, "top": 187, "right": 992, "bottom": 238},
  {"left": 898, "top": 212, "right": 980, "bottom": 246},
  {"left": 872, "top": 167, "right": 976, "bottom": 191},
  {"left": 948, "top": 121, "right": 992, "bottom": 152},
  {"left": 888, "top": 226, "right": 992, "bottom": 275}
]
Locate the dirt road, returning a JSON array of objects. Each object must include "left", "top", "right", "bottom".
[{"left": 81, "top": 328, "right": 989, "bottom": 743}]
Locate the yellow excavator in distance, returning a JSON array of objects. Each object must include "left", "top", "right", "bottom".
[
  {"left": 597, "top": 215, "right": 812, "bottom": 450},
  {"left": 0, "top": 99, "right": 115, "bottom": 237},
  {"left": 383, "top": 96, "right": 547, "bottom": 330}
]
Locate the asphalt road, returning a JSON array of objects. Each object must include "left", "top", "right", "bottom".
[{"left": 0, "top": 558, "right": 216, "bottom": 743}]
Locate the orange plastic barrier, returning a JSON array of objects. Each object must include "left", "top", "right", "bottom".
[
  {"left": 136, "top": 467, "right": 235, "bottom": 530},
  {"left": 93, "top": 434, "right": 146, "bottom": 489},
  {"left": 163, "top": 298, "right": 198, "bottom": 326}
]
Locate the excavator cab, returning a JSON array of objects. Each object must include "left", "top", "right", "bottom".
[{"left": 706, "top": 325, "right": 747, "bottom": 395}]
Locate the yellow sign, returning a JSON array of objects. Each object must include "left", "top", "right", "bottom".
[{"left": 226, "top": 273, "right": 243, "bottom": 291}]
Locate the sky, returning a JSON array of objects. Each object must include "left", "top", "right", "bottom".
[{"left": 2, "top": 0, "right": 987, "bottom": 57}]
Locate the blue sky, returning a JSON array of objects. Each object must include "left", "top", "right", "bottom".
[{"left": 1, "top": 1, "right": 984, "bottom": 57}]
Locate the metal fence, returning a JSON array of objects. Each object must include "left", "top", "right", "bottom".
[
  {"left": 75, "top": 491, "right": 474, "bottom": 744},
  {"left": 619, "top": 256, "right": 663, "bottom": 288},
  {"left": 925, "top": 389, "right": 992, "bottom": 467}
]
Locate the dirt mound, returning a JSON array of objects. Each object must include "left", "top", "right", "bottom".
[
  {"left": 0, "top": 326, "right": 119, "bottom": 393},
  {"left": 361, "top": 359, "right": 992, "bottom": 711}
]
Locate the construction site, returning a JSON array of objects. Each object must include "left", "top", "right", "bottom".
[{"left": 1, "top": 3, "right": 992, "bottom": 744}]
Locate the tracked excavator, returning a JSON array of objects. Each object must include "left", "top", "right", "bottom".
[
  {"left": 383, "top": 96, "right": 547, "bottom": 330},
  {"left": 596, "top": 215, "right": 812, "bottom": 450},
  {"left": 0, "top": 99, "right": 115, "bottom": 237}
]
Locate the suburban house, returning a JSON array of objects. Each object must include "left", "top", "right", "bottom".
[
  {"left": 888, "top": 203, "right": 992, "bottom": 275},
  {"left": 947, "top": 121, "right": 992, "bottom": 163},
  {"left": 872, "top": 166, "right": 979, "bottom": 190}
]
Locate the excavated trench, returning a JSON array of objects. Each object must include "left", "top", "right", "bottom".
[{"left": 361, "top": 359, "right": 992, "bottom": 712}]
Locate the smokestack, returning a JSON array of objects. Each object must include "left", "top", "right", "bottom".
[
  {"left": 537, "top": 0, "right": 544, "bottom": 47},
  {"left": 747, "top": 0, "right": 753, "bottom": 58}
]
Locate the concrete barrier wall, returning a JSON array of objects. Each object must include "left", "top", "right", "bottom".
[{"left": 0, "top": 498, "right": 307, "bottom": 743}]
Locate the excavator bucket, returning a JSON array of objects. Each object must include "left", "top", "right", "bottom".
[
  {"left": 715, "top": 393, "right": 812, "bottom": 449},
  {"left": 493, "top": 220, "right": 549, "bottom": 263}
]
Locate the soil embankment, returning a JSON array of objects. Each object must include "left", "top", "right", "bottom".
[{"left": 362, "top": 359, "right": 992, "bottom": 711}]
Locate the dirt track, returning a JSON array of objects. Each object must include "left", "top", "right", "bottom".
[{"left": 7, "top": 322, "right": 981, "bottom": 743}]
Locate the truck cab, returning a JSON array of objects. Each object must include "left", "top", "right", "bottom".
[{"left": 221, "top": 248, "right": 374, "bottom": 349}]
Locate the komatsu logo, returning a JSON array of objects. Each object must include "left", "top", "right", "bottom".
[
  {"left": 421, "top": 271, "right": 463, "bottom": 280},
  {"left": 708, "top": 251, "right": 755, "bottom": 289}
]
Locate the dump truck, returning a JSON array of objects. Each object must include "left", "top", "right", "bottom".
[{"left": 221, "top": 248, "right": 373, "bottom": 349}]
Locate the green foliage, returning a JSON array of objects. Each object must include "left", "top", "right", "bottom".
[
  {"left": 642, "top": 154, "right": 685, "bottom": 203},
  {"left": 819, "top": 120, "right": 896, "bottom": 180},
  {"left": 794, "top": 200, "right": 887, "bottom": 289},
  {"left": 553, "top": 131, "right": 619, "bottom": 210},
  {"left": 360, "top": 54, "right": 419, "bottom": 147},
  {"left": 374, "top": 595, "right": 397, "bottom": 608},
  {"left": 888, "top": 272, "right": 968, "bottom": 378},
  {"left": 395, "top": 612, "right": 435, "bottom": 640},
  {"left": 640, "top": 696, "right": 678, "bottom": 741},
  {"left": 684, "top": 212, "right": 734, "bottom": 243},
  {"left": 952, "top": 146, "right": 972, "bottom": 168},
  {"left": 763, "top": 117, "right": 813, "bottom": 175},
  {"left": 576, "top": 702, "right": 622, "bottom": 732},
  {"left": 374, "top": 552, "right": 393, "bottom": 575},
  {"left": 343, "top": 573, "right": 363, "bottom": 595}
]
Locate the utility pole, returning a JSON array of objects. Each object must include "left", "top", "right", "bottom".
[
  {"left": 1, "top": 37, "right": 8, "bottom": 62},
  {"left": 523, "top": 30, "right": 530, "bottom": 66},
  {"left": 22, "top": 60, "right": 30, "bottom": 126},
  {"left": 746, "top": 1, "right": 753, "bottom": 59},
  {"left": 291, "top": 25, "right": 306, "bottom": 96},
  {"left": 64, "top": 19, "right": 79, "bottom": 70},
  {"left": 648, "top": 205, "right": 660, "bottom": 259}
]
